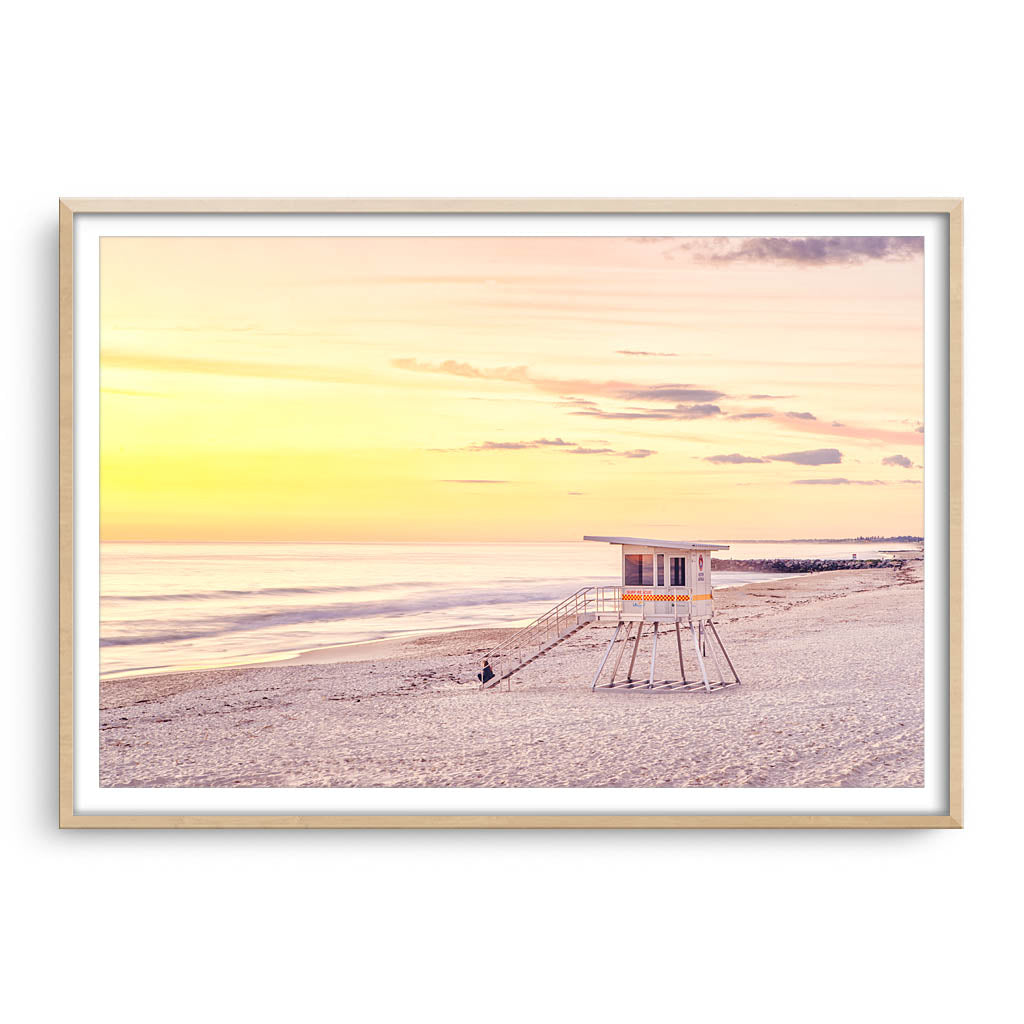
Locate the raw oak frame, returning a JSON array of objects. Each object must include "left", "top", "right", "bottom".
[{"left": 58, "top": 197, "right": 963, "bottom": 829}]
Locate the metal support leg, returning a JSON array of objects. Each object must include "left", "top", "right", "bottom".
[
  {"left": 647, "top": 622, "right": 659, "bottom": 688},
  {"left": 626, "top": 623, "right": 643, "bottom": 682},
  {"left": 705, "top": 622, "right": 726, "bottom": 685},
  {"left": 608, "top": 621, "right": 633, "bottom": 686},
  {"left": 707, "top": 620, "right": 741, "bottom": 684},
  {"left": 674, "top": 621, "right": 687, "bottom": 683},
  {"left": 690, "top": 621, "right": 711, "bottom": 693},
  {"left": 590, "top": 622, "right": 622, "bottom": 690}
]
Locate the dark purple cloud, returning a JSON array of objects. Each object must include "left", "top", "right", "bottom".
[
  {"left": 786, "top": 411, "right": 817, "bottom": 421},
  {"left": 671, "top": 403, "right": 723, "bottom": 420},
  {"left": 768, "top": 448, "right": 843, "bottom": 466},
  {"left": 882, "top": 454, "right": 913, "bottom": 469},
  {"left": 617, "top": 385, "right": 725, "bottom": 403},
  {"left": 679, "top": 236, "right": 924, "bottom": 266},
  {"left": 729, "top": 412, "right": 773, "bottom": 420},
  {"left": 620, "top": 449, "right": 656, "bottom": 459},
  {"left": 705, "top": 447, "right": 843, "bottom": 467},
  {"left": 705, "top": 453, "right": 767, "bottom": 464}
]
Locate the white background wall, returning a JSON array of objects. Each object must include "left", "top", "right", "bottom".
[{"left": 2, "top": 2, "right": 1017, "bottom": 1021}]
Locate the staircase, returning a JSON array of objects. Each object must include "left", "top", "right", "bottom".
[{"left": 479, "top": 587, "right": 598, "bottom": 688}]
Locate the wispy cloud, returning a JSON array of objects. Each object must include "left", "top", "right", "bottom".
[
  {"left": 104, "top": 350, "right": 355, "bottom": 384},
  {"left": 392, "top": 357, "right": 724, "bottom": 407},
  {"left": 792, "top": 478, "right": 885, "bottom": 486},
  {"left": 564, "top": 446, "right": 658, "bottom": 458},
  {"left": 393, "top": 357, "right": 525, "bottom": 382},
  {"left": 616, "top": 350, "right": 678, "bottom": 357},
  {"left": 392, "top": 356, "right": 922, "bottom": 449},
  {"left": 772, "top": 414, "right": 924, "bottom": 447},
  {"left": 675, "top": 236, "right": 924, "bottom": 266},
  {"left": 573, "top": 402, "right": 722, "bottom": 421},
  {"left": 749, "top": 394, "right": 794, "bottom": 400},
  {"left": 471, "top": 437, "right": 574, "bottom": 451},
  {"left": 882, "top": 454, "right": 913, "bottom": 469},
  {"left": 101, "top": 387, "right": 168, "bottom": 398},
  {"left": 448, "top": 437, "right": 657, "bottom": 458}
]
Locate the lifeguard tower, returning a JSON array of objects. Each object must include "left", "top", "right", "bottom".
[{"left": 479, "top": 536, "right": 741, "bottom": 694}]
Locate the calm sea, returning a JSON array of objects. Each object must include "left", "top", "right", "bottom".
[{"left": 100, "top": 540, "right": 916, "bottom": 678}]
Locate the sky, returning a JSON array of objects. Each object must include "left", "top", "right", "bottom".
[{"left": 99, "top": 235, "right": 924, "bottom": 541}]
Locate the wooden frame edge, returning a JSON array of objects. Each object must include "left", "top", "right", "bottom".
[
  {"left": 58, "top": 196, "right": 964, "bottom": 215},
  {"left": 948, "top": 200, "right": 964, "bottom": 827},
  {"left": 59, "top": 813, "right": 962, "bottom": 830},
  {"left": 58, "top": 198, "right": 963, "bottom": 830},
  {"left": 59, "top": 200, "right": 75, "bottom": 828}
]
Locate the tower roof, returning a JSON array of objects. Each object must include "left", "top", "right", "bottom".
[{"left": 583, "top": 535, "right": 730, "bottom": 551}]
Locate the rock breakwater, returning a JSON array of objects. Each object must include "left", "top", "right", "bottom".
[{"left": 711, "top": 557, "right": 903, "bottom": 573}]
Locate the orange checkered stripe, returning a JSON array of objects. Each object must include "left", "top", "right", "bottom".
[{"left": 622, "top": 592, "right": 712, "bottom": 602}]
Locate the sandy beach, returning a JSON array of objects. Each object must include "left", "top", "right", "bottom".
[{"left": 99, "top": 561, "right": 923, "bottom": 788}]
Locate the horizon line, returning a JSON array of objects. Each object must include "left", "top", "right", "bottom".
[{"left": 99, "top": 534, "right": 924, "bottom": 545}]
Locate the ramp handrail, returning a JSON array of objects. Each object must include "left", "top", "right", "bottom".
[{"left": 480, "top": 585, "right": 625, "bottom": 685}]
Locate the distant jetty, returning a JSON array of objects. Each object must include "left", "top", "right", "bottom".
[{"left": 712, "top": 556, "right": 909, "bottom": 573}]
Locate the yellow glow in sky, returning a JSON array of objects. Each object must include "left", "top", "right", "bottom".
[{"left": 100, "top": 236, "right": 923, "bottom": 541}]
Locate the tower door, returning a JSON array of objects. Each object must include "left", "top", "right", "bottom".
[{"left": 670, "top": 556, "right": 686, "bottom": 586}]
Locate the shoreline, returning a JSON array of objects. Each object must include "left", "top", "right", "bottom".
[
  {"left": 99, "top": 566, "right": 860, "bottom": 684},
  {"left": 100, "top": 561, "right": 924, "bottom": 789}
]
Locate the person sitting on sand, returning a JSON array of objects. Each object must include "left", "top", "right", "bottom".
[{"left": 477, "top": 659, "right": 495, "bottom": 685}]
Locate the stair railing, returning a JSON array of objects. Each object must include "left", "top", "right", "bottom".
[{"left": 480, "top": 585, "right": 625, "bottom": 685}]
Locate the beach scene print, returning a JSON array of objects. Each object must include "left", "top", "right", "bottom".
[{"left": 99, "top": 235, "right": 924, "bottom": 788}]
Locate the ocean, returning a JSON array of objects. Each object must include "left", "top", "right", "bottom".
[{"left": 100, "top": 540, "right": 917, "bottom": 678}]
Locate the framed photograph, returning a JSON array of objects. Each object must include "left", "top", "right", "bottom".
[{"left": 59, "top": 198, "right": 962, "bottom": 828}]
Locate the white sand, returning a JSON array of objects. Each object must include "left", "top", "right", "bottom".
[{"left": 99, "top": 561, "right": 923, "bottom": 788}]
